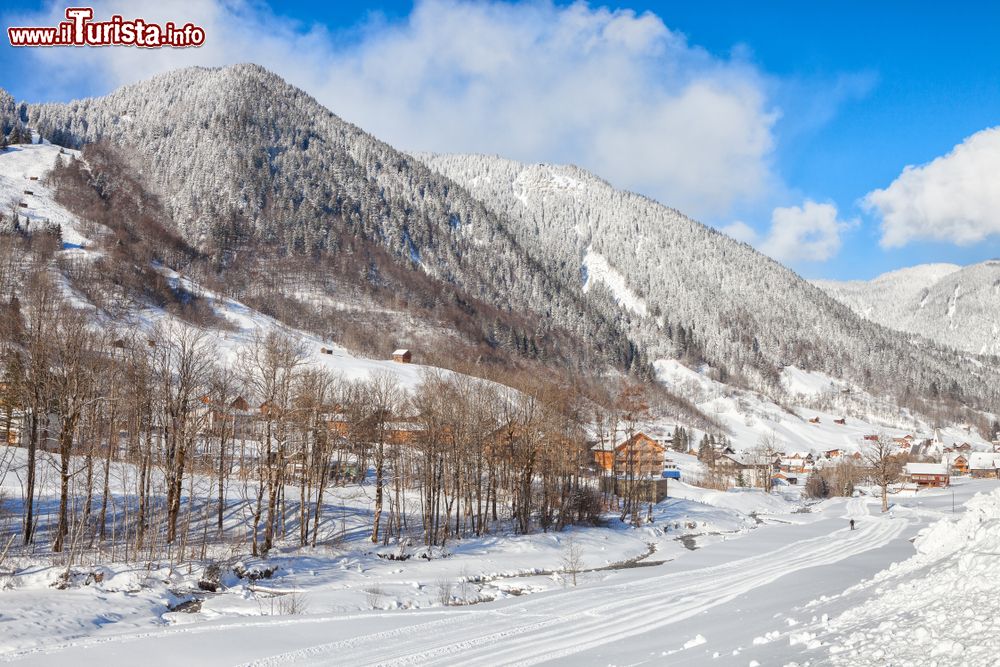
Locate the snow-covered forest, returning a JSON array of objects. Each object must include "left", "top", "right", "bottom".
[{"left": 816, "top": 261, "right": 1000, "bottom": 357}]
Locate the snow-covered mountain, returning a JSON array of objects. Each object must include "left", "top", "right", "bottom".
[
  {"left": 417, "top": 153, "right": 1000, "bottom": 408},
  {"left": 816, "top": 262, "right": 1000, "bottom": 357},
  {"left": 22, "top": 64, "right": 642, "bottom": 374},
  {"left": 0, "top": 142, "right": 458, "bottom": 391},
  {"left": 7, "top": 64, "right": 1000, "bottom": 415}
]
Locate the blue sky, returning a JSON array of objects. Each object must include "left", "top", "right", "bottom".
[{"left": 3, "top": 0, "right": 1000, "bottom": 280}]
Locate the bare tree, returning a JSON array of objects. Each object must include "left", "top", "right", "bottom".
[
  {"left": 150, "top": 321, "right": 214, "bottom": 546},
  {"left": 240, "top": 330, "right": 305, "bottom": 555},
  {"left": 561, "top": 533, "right": 583, "bottom": 587},
  {"left": 863, "top": 434, "right": 901, "bottom": 513},
  {"left": 752, "top": 431, "right": 780, "bottom": 492}
]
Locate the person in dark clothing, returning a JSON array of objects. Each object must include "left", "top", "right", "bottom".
[{"left": 850, "top": 519, "right": 856, "bottom": 530}]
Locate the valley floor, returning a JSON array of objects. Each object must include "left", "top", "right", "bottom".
[{"left": 3, "top": 478, "right": 995, "bottom": 666}]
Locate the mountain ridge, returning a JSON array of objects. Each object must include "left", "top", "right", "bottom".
[
  {"left": 816, "top": 260, "right": 1000, "bottom": 357},
  {"left": 6, "top": 64, "right": 999, "bottom": 418}
]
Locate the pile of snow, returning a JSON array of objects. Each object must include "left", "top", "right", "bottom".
[{"left": 825, "top": 488, "right": 1000, "bottom": 665}]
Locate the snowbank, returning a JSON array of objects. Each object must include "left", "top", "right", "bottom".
[{"left": 825, "top": 488, "right": 1000, "bottom": 665}]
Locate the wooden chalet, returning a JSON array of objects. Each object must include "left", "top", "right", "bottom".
[
  {"left": 592, "top": 432, "right": 666, "bottom": 479},
  {"left": 905, "top": 462, "right": 949, "bottom": 488},
  {"left": 716, "top": 452, "right": 772, "bottom": 487},
  {"left": 949, "top": 454, "right": 969, "bottom": 475},
  {"left": 391, "top": 349, "right": 412, "bottom": 364}
]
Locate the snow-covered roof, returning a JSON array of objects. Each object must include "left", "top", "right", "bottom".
[
  {"left": 392, "top": 348, "right": 410, "bottom": 355},
  {"left": 968, "top": 453, "right": 1000, "bottom": 470},
  {"left": 906, "top": 462, "right": 947, "bottom": 476}
]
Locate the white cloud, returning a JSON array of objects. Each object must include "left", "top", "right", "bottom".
[
  {"left": 865, "top": 127, "right": 1000, "bottom": 247},
  {"left": 726, "top": 200, "right": 855, "bottom": 263},
  {"left": 10, "top": 0, "right": 780, "bottom": 219}
]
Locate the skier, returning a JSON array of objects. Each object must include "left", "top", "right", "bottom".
[{"left": 849, "top": 519, "right": 855, "bottom": 531}]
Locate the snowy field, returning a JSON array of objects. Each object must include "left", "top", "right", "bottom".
[{"left": 2, "top": 442, "right": 996, "bottom": 666}]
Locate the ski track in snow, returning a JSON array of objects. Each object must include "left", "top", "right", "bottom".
[
  {"left": 0, "top": 504, "right": 907, "bottom": 666},
  {"left": 238, "top": 514, "right": 905, "bottom": 666}
]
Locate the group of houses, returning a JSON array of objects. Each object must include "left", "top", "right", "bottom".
[
  {"left": 587, "top": 423, "right": 1000, "bottom": 496},
  {"left": 0, "top": 348, "right": 421, "bottom": 461},
  {"left": 901, "top": 443, "right": 1000, "bottom": 489}
]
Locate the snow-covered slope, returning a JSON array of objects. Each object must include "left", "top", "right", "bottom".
[
  {"left": 655, "top": 358, "right": 993, "bottom": 457},
  {"left": 0, "top": 143, "right": 451, "bottom": 390},
  {"left": 816, "top": 261, "right": 1000, "bottom": 356},
  {"left": 10, "top": 65, "right": 1000, "bottom": 427},
  {"left": 0, "top": 142, "right": 88, "bottom": 248},
  {"left": 418, "top": 153, "right": 1000, "bottom": 410},
  {"left": 19, "top": 65, "right": 645, "bottom": 375}
]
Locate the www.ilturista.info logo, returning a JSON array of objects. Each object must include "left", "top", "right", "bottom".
[{"left": 7, "top": 7, "right": 205, "bottom": 48}]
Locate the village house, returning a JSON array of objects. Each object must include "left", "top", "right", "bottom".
[
  {"left": 905, "top": 462, "right": 949, "bottom": 488},
  {"left": 892, "top": 434, "right": 916, "bottom": 454},
  {"left": 716, "top": 452, "right": 772, "bottom": 487},
  {"left": 197, "top": 394, "right": 254, "bottom": 438},
  {"left": 778, "top": 452, "right": 815, "bottom": 474},
  {"left": 592, "top": 432, "right": 666, "bottom": 479},
  {"left": 968, "top": 453, "right": 1000, "bottom": 479},
  {"left": 325, "top": 408, "right": 425, "bottom": 446},
  {"left": 823, "top": 448, "right": 843, "bottom": 459},
  {"left": 942, "top": 452, "right": 970, "bottom": 475},
  {"left": 771, "top": 471, "right": 801, "bottom": 486}
]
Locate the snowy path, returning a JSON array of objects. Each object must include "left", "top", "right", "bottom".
[
  {"left": 3, "top": 497, "right": 918, "bottom": 667},
  {"left": 246, "top": 512, "right": 903, "bottom": 666}
]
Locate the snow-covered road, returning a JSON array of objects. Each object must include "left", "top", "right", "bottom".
[{"left": 10, "top": 483, "right": 989, "bottom": 667}]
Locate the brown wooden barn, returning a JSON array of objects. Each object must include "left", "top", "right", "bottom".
[{"left": 391, "top": 348, "right": 412, "bottom": 363}]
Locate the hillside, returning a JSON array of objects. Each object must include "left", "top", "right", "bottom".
[
  {"left": 5, "top": 64, "right": 999, "bottom": 421},
  {"left": 21, "top": 65, "right": 643, "bottom": 376},
  {"left": 816, "top": 261, "right": 1000, "bottom": 357},
  {"left": 0, "top": 142, "right": 459, "bottom": 391},
  {"left": 417, "top": 153, "right": 1000, "bottom": 411}
]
